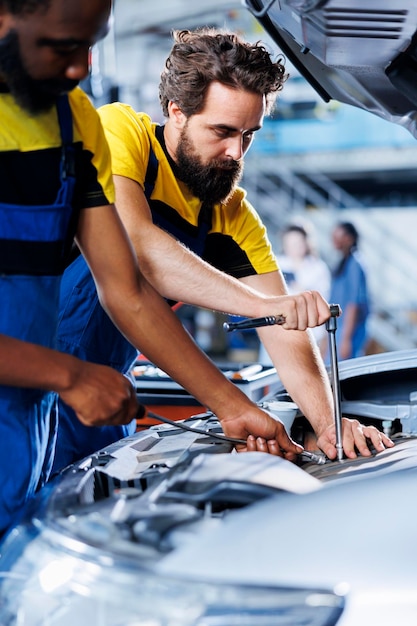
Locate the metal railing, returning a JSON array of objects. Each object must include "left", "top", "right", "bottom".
[{"left": 242, "top": 156, "right": 417, "bottom": 351}]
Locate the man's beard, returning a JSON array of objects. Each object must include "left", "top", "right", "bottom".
[
  {"left": 0, "top": 30, "right": 79, "bottom": 115},
  {"left": 176, "top": 124, "right": 243, "bottom": 205}
]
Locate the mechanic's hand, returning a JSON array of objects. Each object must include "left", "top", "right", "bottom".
[
  {"left": 316, "top": 418, "right": 395, "bottom": 460},
  {"left": 261, "top": 290, "right": 331, "bottom": 331},
  {"left": 220, "top": 408, "right": 303, "bottom": 460},
  {"left": 59, "top": 360, "right": 139, "bottom": 427}
]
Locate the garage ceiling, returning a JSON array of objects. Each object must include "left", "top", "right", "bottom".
[{"left": 113, "top": 0, "right": 243, "bottom": 38}]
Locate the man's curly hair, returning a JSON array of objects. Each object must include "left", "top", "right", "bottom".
[{"left": 159, "top": 27, "right": 288, "bottom": 118}]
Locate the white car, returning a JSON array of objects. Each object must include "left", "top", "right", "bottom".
[{"left": 0, "top": 349, "right": 417, "bottom": 625}]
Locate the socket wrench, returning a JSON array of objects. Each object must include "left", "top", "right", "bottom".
[{"left": 326, "top": 304, "right": 344, "bottom": 461}]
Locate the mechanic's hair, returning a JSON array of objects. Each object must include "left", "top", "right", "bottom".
[
  {"left": 283, "top": 223, "right": 309, "bottom": 240},
  {"left": 333, "top": 221, "right": 359, "bottom": 276},
  {"left": 281, "top": 220, "right": 320, "bottom": 257},
  {"left": 0, "top": 0, "right": 50, "bottom": 14},
  {"left": 159, "top": 27, "right": 288, "bottom": 118},
  {"left": 282, "top": 223, "right": 315, "bottom": 256},
  {"left": 338, "top": 221, "right": 359, "bottom": 247}
]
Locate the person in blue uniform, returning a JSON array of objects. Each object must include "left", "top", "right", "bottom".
[
  {"left": 0, "top": 1, "right": 324, "bottom": 537},
  {"left": 52, "top": 28, "right": 392, "bottom": 474},
  {"left": 329, "top": 221, "right": 370, "bottom": 360}
]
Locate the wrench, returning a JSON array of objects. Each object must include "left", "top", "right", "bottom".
[
  {"left": 223, "top": 314, "right": 285, "bottom": 332},
  {"left": 137, "top": 410, "right": 327, "bottom": 463}
]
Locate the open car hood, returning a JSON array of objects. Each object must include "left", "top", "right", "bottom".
[
  {"left": 262, "top": 348, "right": 417, "bottom": 435},
  {"left": 1, "top": 350, "right": 417, "bottom": 624},
  {"left": 244, "top": 0, "right": 417, "bottom": 137}
]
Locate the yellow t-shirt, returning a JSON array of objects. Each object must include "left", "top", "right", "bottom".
[
  {"left": 0, "top": 86, "right": 114, "bottom": 209},
  {"left": 98, "top": 102, "right": 277, "bottom": 278}
]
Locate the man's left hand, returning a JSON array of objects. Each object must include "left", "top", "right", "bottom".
[{"left": 316, "top": 417, "right": 395, "bottom": 460}]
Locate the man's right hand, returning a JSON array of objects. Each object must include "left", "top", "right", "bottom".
[
  {"left": 59, "top": 361, "right": 139, "bottom": 427},
  {"left": 260, "top": 290, "right": 331, "bottom": 331},
  {"left": 220, "top": 405, "right": 303, "bottom": 460}
]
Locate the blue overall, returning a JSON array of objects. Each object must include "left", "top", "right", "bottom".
[
  {"left": 0, "top": 96, "right": 76, "bottom": 535},
  {"left": 52, "top": 141, "right": 212, "bottom": 473}
]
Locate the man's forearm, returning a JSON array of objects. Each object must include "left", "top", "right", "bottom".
[
  {"left": 138, "top": 228, "right": 331, "bottom": 331},
  {"left": 115, "top": 175, "right": 270, "bottom": 317},
  {"left": 257, "top": 325, "right": 335, "bottom": 437},
  {"left": 137, "top": 224, "right": 271, "bottom": 316},
  {"left": 239, "top": 271, "right": 335, "bottom": 435},
  {"left": 0, "top": 334, "right": 80, "bottom": 393},
  {"left": 115, "top": 175, "right": 331, "bottom": 327},
  {"left": 100, "top": 272, "right": 257, "bottom": 417}
]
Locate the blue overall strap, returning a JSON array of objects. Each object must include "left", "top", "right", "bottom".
[
  {"left": 0, "top": 94, "right": 76, "bottom": 276},
  {"left": 144, "top": 142, "right": 159, "bottom": 200},
  {"left": 56, "top": 94, "right": 75, "bottom": 181},
  {"left": 150, "top": 197, "right": 213, "bottom": 256},
  {"left": 55, "top": 94, "right": 78, "bottom": 268}
]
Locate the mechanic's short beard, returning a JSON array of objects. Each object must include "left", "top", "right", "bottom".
[
  {"left": 0, "top": 30, "right": 79, "bottom": 115},
  {"left": 176, "top": 124, "right": 243, "bottom": 205}
]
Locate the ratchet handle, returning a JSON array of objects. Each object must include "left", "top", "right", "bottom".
[
  {"left": 224, "top": 304, "right": 341, "bottom": 333},
  {"left": 326, "top": 304, "right": 342, "bottom": 332},
  {"left": 223, "top": 315, "right": 285, "bottom": 332}
]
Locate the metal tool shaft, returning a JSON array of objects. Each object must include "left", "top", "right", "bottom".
[
  {"left": 140, "top": 410, "right": 326, "bottom": 464},
  {"left": 326, "top": 304, "right": 344, "bottom": 461},
  {"left": 223, "top": 314, "right": 285, "bottom": 332}
]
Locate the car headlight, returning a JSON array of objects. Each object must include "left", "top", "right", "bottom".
[{"left": 0, "top": 521, "right": 345, "bottom": 626}]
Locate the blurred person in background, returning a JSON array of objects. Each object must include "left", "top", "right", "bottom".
[
  {"left": 276, "top": 222, "right": 331, "bottom": 356},
  {"left": 329, "top": 221, "right": 370, "bottom": 360},
  {"left": 259, "top": 221, "right": 330, "bottom": 362}
]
